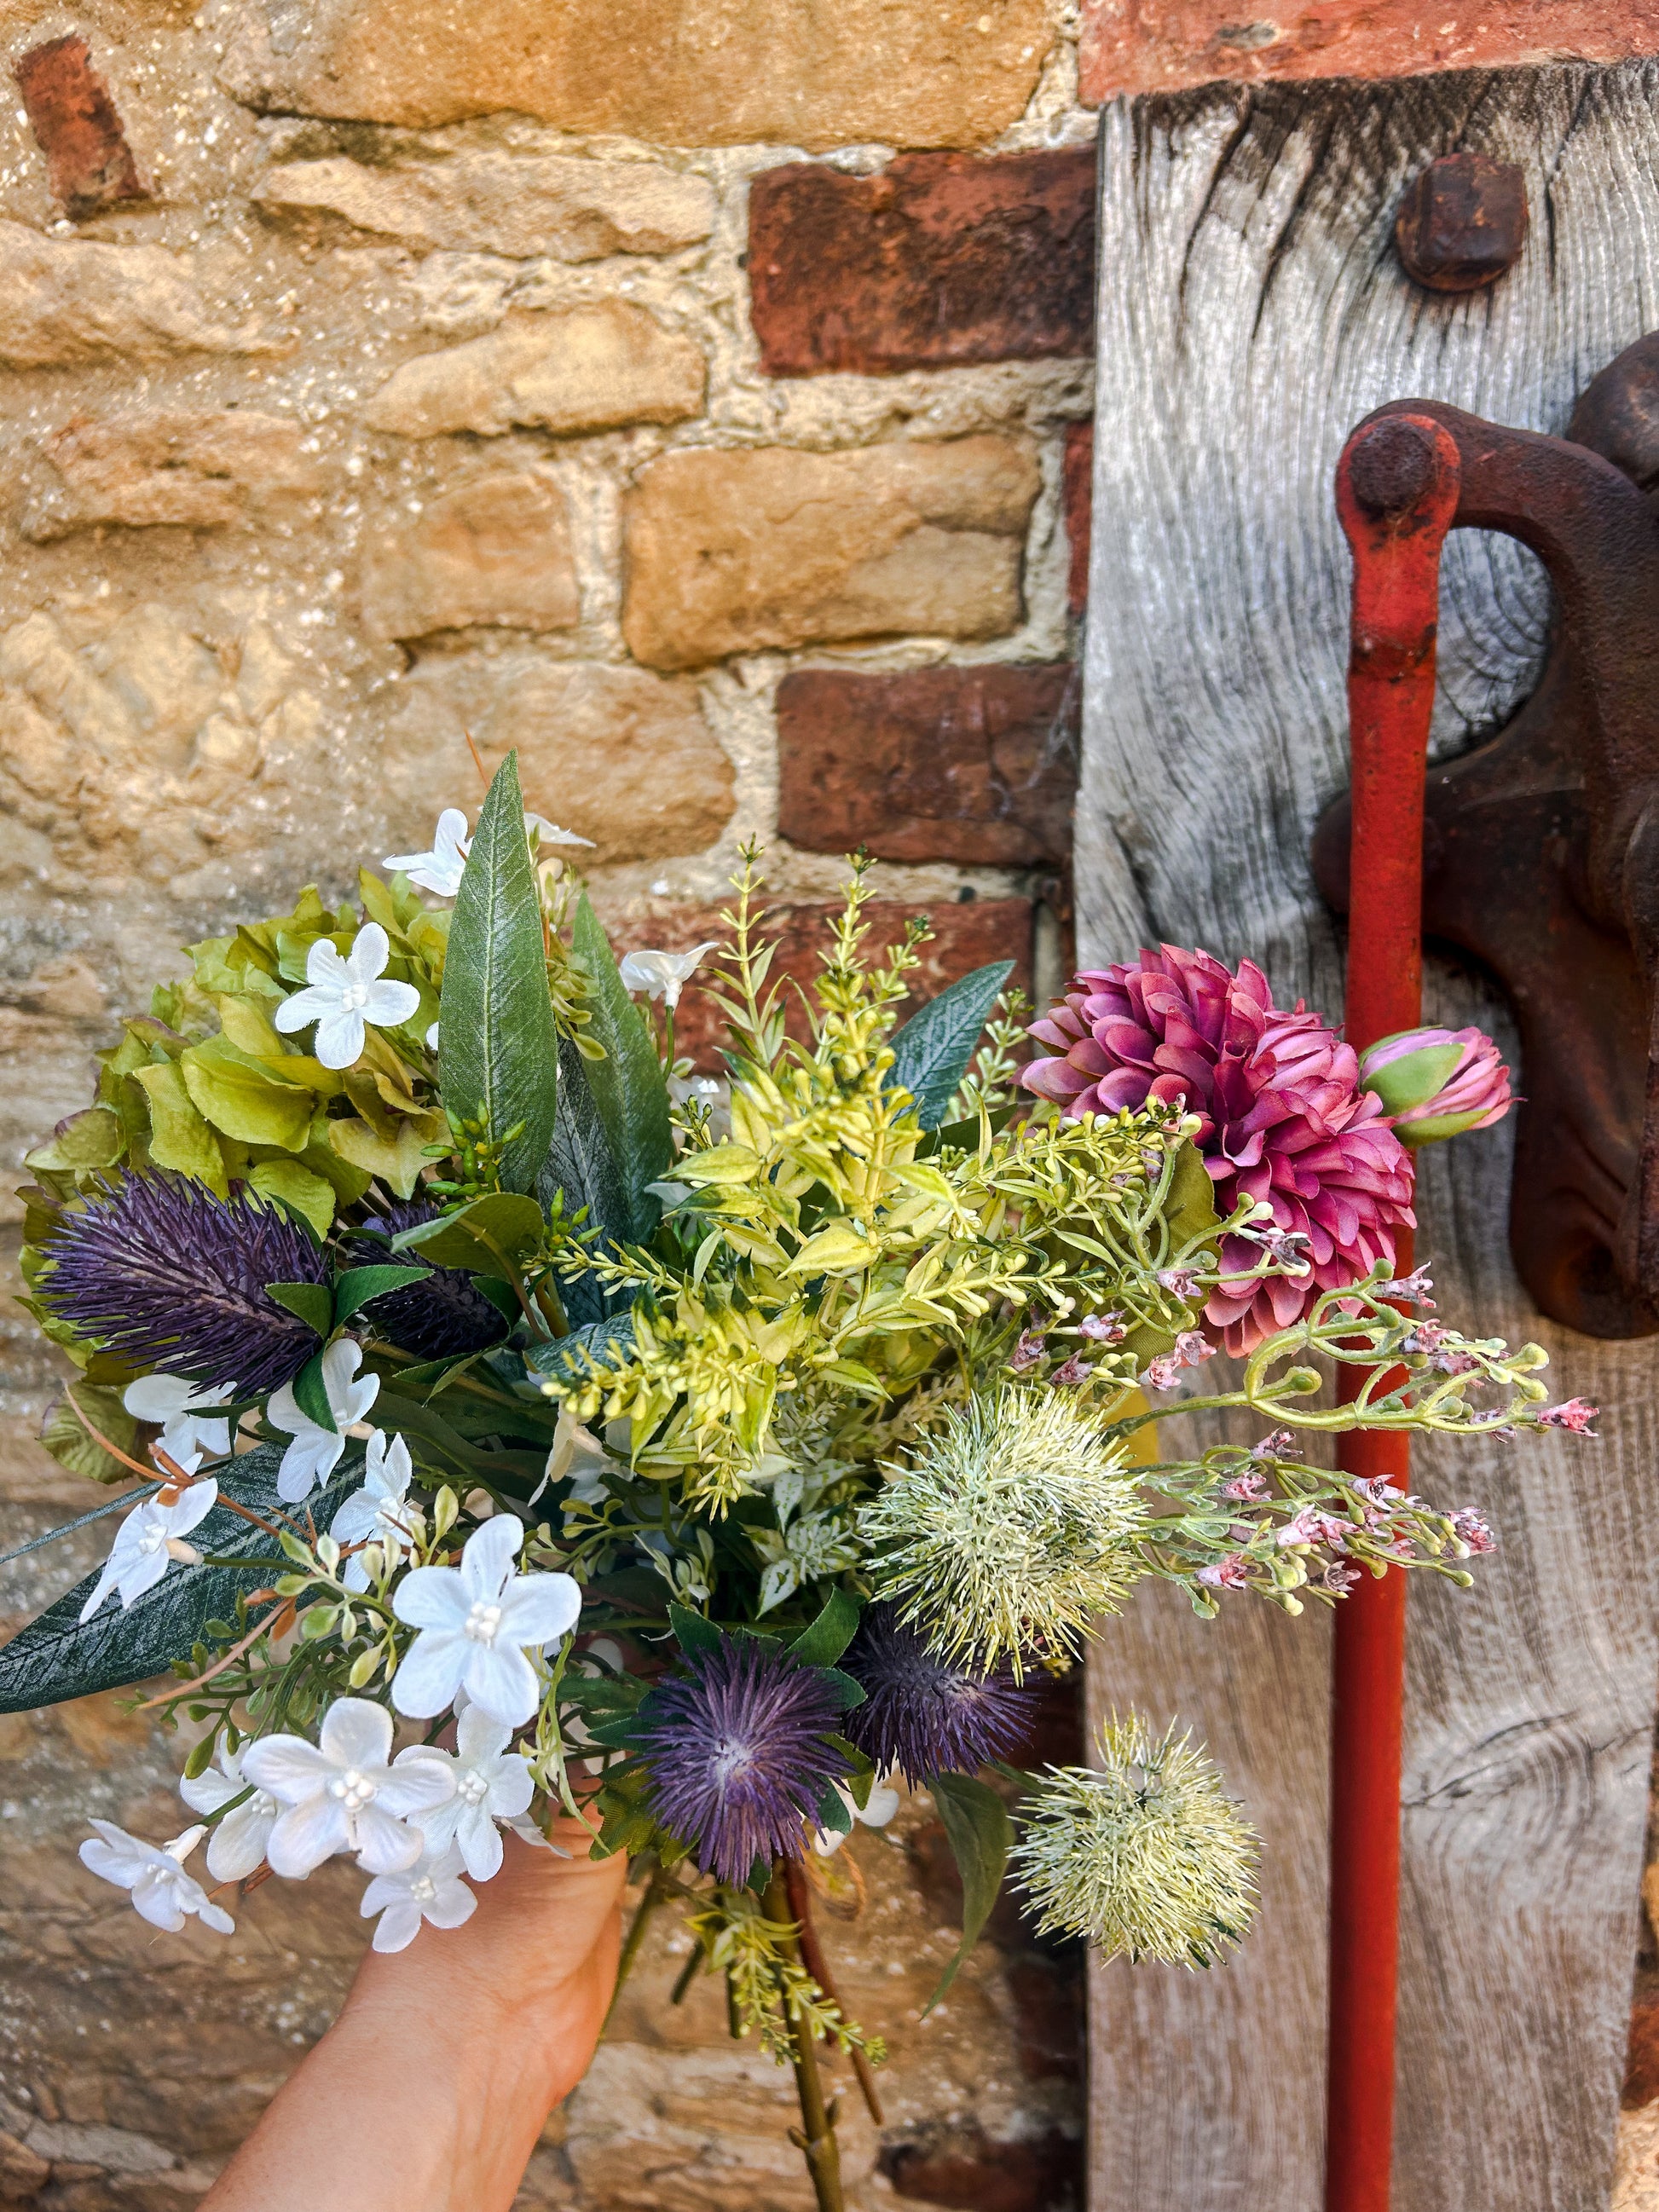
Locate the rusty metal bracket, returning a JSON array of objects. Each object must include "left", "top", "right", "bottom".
[{"left": 1313, "top": 335, "right": 1659, "bottom": 1338}]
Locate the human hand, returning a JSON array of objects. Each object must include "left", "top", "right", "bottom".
[{"left": 202, "top": 1820, "right": 627, "bottom": 2212}]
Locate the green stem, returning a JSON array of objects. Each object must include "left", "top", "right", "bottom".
[
  {"left": 765, "top": 1868, "right": 844, "bottom": 2212},
  {"left": 604, "top": 1869, "right": 664, "bottom": 2031}
]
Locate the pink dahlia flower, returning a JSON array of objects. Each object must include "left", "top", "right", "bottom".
[{"left": 1020, "top": 947, "right": 1415, "bottom": 1354}]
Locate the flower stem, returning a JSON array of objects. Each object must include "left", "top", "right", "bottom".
[
  {"left": 765, "top": 1868, "right": 844, "bottom": 2212},
  {"left": 604, "top": 1868, "right": 664, "bottom": 2031},
  {"left": 783, "top": 1857, "right": 884, "bottom": 2127}
]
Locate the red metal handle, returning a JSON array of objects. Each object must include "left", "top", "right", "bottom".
[{"left": 1325, "top": 414, "right": 1461, "bottom": 2212}]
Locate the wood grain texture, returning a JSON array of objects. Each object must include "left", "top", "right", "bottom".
[{"left": 1079, "top": 64, "right": 1659, "bottom": 2212}]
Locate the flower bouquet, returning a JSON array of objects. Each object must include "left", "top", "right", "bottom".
[{"left": 5, "top": 751, "right": 1588, "bottom": 2209}]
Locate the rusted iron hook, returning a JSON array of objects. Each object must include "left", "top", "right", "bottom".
[{"left": 1314, "top": 337, "right": 1659, "bottom": 1338}]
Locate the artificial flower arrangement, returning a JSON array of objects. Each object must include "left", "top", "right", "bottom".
[{"left": 3, "top": 750, "right": 1588, "bottom": 2210}]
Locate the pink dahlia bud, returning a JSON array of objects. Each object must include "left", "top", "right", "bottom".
[
  {"left": 1356, "top": 1025, "right": 1513, "bottom": 1147},
  {"left": 1022, "top": 947, "right": 1415, "bottom": 1354}
]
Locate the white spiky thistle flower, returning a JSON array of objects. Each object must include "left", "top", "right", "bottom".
[
  {"left": 858, "top": 1385, "right": 1151, "bottom": 1677},
  {"left": 1009, "top": 1713, "right": 1258, "bottom": 1966}
]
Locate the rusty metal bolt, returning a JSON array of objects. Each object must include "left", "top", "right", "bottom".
[
  {"left": 1348, "top": 418, "right": 1437, "bottom": 518},
  {"left": 1395, "top": 153, "right": 1528, "bottom": 293}
]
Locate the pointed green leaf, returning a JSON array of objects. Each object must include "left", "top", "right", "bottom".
[
  {"left": 571, "top": 893, "right": 673, "bottom": 1242},
  {"left": 333, "top": 1262, "right": 432, "bottom": 1325},
  {"left": 390, "top": 1193, "right": 544, "bottom": 1278},
  {"left": 815, "top": 1782, "right": 855, "bottom": 1834},
  {"left": 439, "top": 750, "right": 559, "bottom": 1193},
  {"left": 266, "top": 1281, "right": 334, "bottom": 1338},
  {"left": 292, "top": 1350, "right": 337, "bottom": 1432},
  {"left": 668, "top": 1603, "right": 723, "bottom": 1656},
  {"left": 523, "top": 1314, "right": 637, "bottom": 1389},
  {"left": 887, "top": 961, "right": 1015, "bottom": 1130},
  {"left": 39, "top": 1382, "right": 138, "bottom": 1487},
  {"left": 787, "top": 1585, "right": 861, "bottom": 1668},
  {"left": 925, "top": 1771, "right": 1013, "bottom": 2009},
  {"left": 0, "top": 1445, "right": 361, "bottom": 1714}
]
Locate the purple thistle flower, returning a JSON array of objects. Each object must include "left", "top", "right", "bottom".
[
  {"left": 349, "top": 1202, "right": 509, "bottom": 1361},
  {"left": 840, "top": 1603, "right": 1037, "bottom": 1787},
  {"left": 633, "top": 1636, "right": 844, "bottom": 1886},
  {"left": 40, "top": 1175, "right": 327, "bottom": 1397}
]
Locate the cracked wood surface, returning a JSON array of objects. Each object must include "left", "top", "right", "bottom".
[{"left": 1079, "top": 63, "right": 1659, "bottom": 2211}]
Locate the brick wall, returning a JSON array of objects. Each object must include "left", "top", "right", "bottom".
[{"left": 4, "top": 0, "right": 1659, "bottom": 2205}]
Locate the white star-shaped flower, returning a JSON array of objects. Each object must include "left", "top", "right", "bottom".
[
  {"left": 390, "top": 1515, "right": 581, "bottom": 1729},
  {"left": 179, "top": 1739, "right": 280, "bottom": 1882},
  {"left": 240, "top": 1696, "right": 454, "bottom": 1880},
  {"left": 618, "top": 942, "right": 720, "bottom": 1011},
  {"left": 79, "top": 1473, "right": 218, "bottom": 1623},
  {"left": 266, "top": 1339, "right": 380, "bottom": 1503},
  {"left": 396, "top": 1704, "right": 535, "bottom": 1880},
  {"left": 360, "top": 1841, "right": 476, "bottom": 1954},
  {"left": 79, "top": 1821, "right": 235, "bottom": 1934},
  {"left": 122, "top": 1374, "right": 233, "bottom": 1464},
  {"left": 329, "top": 1429, "right": 419, "bottom": 1591},
  {"left": 272, "top": 922, "right": 421, "bottom": 1071},
  {"left": 524, "top": 812, "right": 595, "bottom": 852},
  {"left": 384, "top": 808, "right": 471, "bottom": 898}
]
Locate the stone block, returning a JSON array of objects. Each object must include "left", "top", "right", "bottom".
[
  {"left": 1063, "top": 419, "right": 1092, "bottom": 617},
  {"left": 598, "top": 894, "right": 1033, "bottom": 1068},
  {"left": 776, "top": 663, "right": 1078, "bottom": 866},
  {"left": 255, "top": 149, "right": 715, "bottom": 262},
  {"left": 621, "top": 436, "right": 1040, "bottom": 671},
  {"left": 0, "top": 221, "right": 265, "bottom": 368},
  {"left": 14, "top": 34, "right": 147, "bottom": 219},
  {"left": 366, "top": 301, "right": 705, "bottom": 440},
  {"left": 749, "top": 147, "right": 1095, "bottom": 377},
  {"left": 216, "top": 0, "right": 1053, "bottom": 153},
  {"left": 358, "top": 471, "right": 579, "bottom": 641},
  {"left": 385, "top": 656, "right": 734, "bottom": 864},
  {"left": 20, "top": 409, "right": 326, "bottom": 539},
  {"left": 1078, "top": 0, "right": 1659, "bottom": 100}
]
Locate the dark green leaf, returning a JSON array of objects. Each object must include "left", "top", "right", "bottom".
[
  {"left": 439, "top": 749, "right": 559, "bottom": 1193},
  {"left": 818, "top": 1666, "right": 866, "bottom": 1711},
  {"left": 788, "top": 1585, "right": 861, "bottom": 1667},
  {"left": 917, "top": 1100, "right": 1020, "bottom": 1158},
  {"left": 371, "top": 1389, "right": 546, "bottom": 1492},
  {"left": 523, "top": 1314, "right": 637, "bottom": 1389},
  {"left": 571, "top": 893, "right": 673, "bottom": 1242},
  {"left": 538, "top": 1035, "right": 637, "bottom": 1328},
  {"left": 265, "top": 1280, "right": 332, "bottom": 1337},
  {"left": 333, "top": 1262, "right": 431, "bottom": 1325},
  {"left": 292, "top": 1351, "right": 337, "bottom": 1433},
  {"left": 926, "top": 1771, "right": 1013, "bottom": 2009},
  {"left": 815, "top": 1782, "right": 854, "bottom": 1835},
  {"left": 887, "top": 961, "right": 1015, "bottom": 1130},
  {"left": 668, "top": 1602, "right": 722, "bottom": 1656},
  {"left": 0, "top": 1444, "right": 361, "bottom": 1714}
]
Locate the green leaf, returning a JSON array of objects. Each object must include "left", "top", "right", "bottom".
[
  {"left": 292, "top": 1351, "right": 337, "bottom": 1433},
  {"left": 180, "top": 1033, "right": 315, "bottom": 1152},
  {"left": 369, "top": 1390, "right": 549, "bottom": 1490},
  {"left": 39, "top": 1383, "right": 138, "bottom": 1487},
  {"left": 0, "top": 1444, "right": 361, "bottom": 1714},
  {"left": 439, "top": 749, "right": 559, "bottom": 1193},
  {"left": 926, "top": 1771, "right": 1013, "bottom": 2010},
  {"left": 132, "top": 1062, "right": 228, "bottom": 1193},
  {"left": 391, "top": 1193, "right": 544, "bottom": 1278},
  {"left": 523, "top": 1315, "right": 637, "bottom": 1389},
  {"left": 815, "top": 1782, "right": 855, "bottom": 1835},
  {"left": 571, "top": 892, "right": 673, "bottom": 1242},
  {"left": 247, "top": 1158, "right": 336, "bottom": 1238},
  {"left": 787, "top": 1585, "right": 861, "bottom": 1668},
  {"left": 265, "top": 1281, "right": 333, "bottom": 1338},
  {"left": 334, "top": 1262, "right": 432, "bottom": 1325},
  {"left": 818, "top": 1666, "right": 866, "bottom": 1711},
  {"left": 25, "top": 1106, "right": 124, "bottom": 1178},
  {"left": 540, "top": 1034, "right": 632, "bottom": 1253},
  {"left": 327, "top": 1114, "right": 436, "bottom": 1200},
  {"left": 668, "top": 1603, "right": 723, "bottom": 1656},
  {"left": 887, "top": 961, "right": 1015, "bottom": 1130}
]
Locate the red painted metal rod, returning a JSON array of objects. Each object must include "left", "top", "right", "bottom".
[{"left": 1325, "top": 415, "right": 1461, "bottom": 2212}]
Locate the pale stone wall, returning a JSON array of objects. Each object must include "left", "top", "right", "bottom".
[{"left": 0, "top": 3, "right": 1093, "bottom": 2206}]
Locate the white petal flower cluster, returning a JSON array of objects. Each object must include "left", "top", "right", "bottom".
[
  {"left": 384, "top": 807, "right": 593, "bottom": 903},
  {"left": 272, "top": 922, "right": 421, "bottom": 1071},
  {"left": 80, "top": 1822, "right": 234, "bottom": 1935},
  {"left": 240, "top": 1698, "right": 455, "bottom": 1877},
  {"left": 330, "top": 1429, "right": 419, "bottom": 1589},
  {"left": 618, "top": 943, "right": 719, "bottom": 1011},
  {"left": 123, "top": 1375, "right": 232, "bottom": 1464},
  {"left": 79, "top": 1476, "right": 218, "bottom": 1622},
  {"left": 391, "top": 1515, "right": 581, "bottom": 1729}
]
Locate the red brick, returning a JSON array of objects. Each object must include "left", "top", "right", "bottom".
[
  {"left": 14, "top": 36, "right": 147, "bottom": 220},
  {"left": 1079, "top": 0, "right": 1659, "bottom": 101},
  {"left": 1062, "top": 421, "right": 1093, "bottom": 619},
  {"left": 776, "top": 665, "right": 1078, "bottom": 869},
  {"left": 1626, "top": 1999, "right": 1659, "bottom": 2107},
  {"left": 595, "top": 896, "right": 1033, "bottom": 1071},
  {"left": 748, "top": 147, "right": 1095, "bottom": 378}
]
